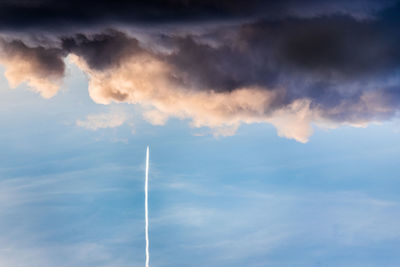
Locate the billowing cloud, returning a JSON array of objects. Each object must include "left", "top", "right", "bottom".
[
  {"left": 0, "top": 38, "right": 65, "bottom": 98},
  {"left": 69, "top": 50, "right": 317, "bottom": 142},
  {"left": 0, "top": 1, "right": 400, "bottom": 141},
  {"left": 62, "top": 31, "right": 144, "bottom": 71}
]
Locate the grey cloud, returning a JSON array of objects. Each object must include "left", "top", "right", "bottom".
[
  {"left": 159, "top": 15, "right": 400, "bottom": 124},
  {"left": 61, "top": 31, "right": 144, "bottom": 71},
  {"left": 1, "top": 2, "right": 400, "bottom": 140},
  {"left": 167, "top": 16, "right": 400, "bottom": 89},
  {"left": 0, "top": 0, "right": 395, "bottom": 32}
]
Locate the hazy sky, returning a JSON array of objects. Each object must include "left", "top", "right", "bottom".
[
  {"left": 0, "top": 62, "right": 400, "bottom": 266},
  {"left": 1, "top": 1, "right": 400, "bottom": 266}
]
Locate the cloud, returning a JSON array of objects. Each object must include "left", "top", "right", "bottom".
[
  {"left": 70, "top": 51, "right": 318, "bottom": 142},
  {"left": 62, "top": 31, "right": 144, "bottom": 71},
  {"left": 0, "top": 0, "right": 394, "bottom": 32},
  {"left": 0, "top": 38, "right": 65, "bottom": 98},
  {"left": 1, "top": 2, "right": 400, "bottom": 141},
  {"left": 76, "top": 110, "right": 128, "bottom": 130},
  {"left": 60, "top": 20, "right": 400, "bottom": 142}
]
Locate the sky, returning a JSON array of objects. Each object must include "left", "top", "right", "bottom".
[{"left": 1, "top": 1, "right": 400, "bottom": 266}]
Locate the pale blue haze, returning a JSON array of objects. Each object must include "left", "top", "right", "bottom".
[{"left": 0, "top": 64, "right": 399, "bottom": 266}]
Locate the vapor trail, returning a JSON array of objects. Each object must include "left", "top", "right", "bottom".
[{"left": 145, "top": 146, "right": 150, "bottom": 267}]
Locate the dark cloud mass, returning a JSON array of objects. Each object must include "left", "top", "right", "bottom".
[
  {"left": 162, "top": 15, "right": 400, "bottom": 115},
  {"left": 0, "top": 0, "right": 400, "bottom": 141},
  {"left": 61, "top": 31, "right": 144, "bottom": 70},
  {"left": 0, "top": 0, "right": 395, "bottom": 31}
]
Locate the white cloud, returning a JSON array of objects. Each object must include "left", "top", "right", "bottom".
[
  {"left": 76, "top": 110, "right": 129, "bottom": 130},
  {"left": 70, "top": 54, "right": 319, "bottom": 142}
]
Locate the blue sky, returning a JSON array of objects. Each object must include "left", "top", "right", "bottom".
[{"left": 1, "top": 62, "right": 400, "bottom": 267}]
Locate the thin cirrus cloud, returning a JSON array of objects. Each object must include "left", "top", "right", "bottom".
[{"left": 0, "top": 0, "right": 400, "bottom": 141}]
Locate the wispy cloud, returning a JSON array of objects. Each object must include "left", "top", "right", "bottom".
[
  {"left": 0, "top": 161, "right": 145, "bottom": 267},
  {"left": 76, "top": 109, "right": 130, "bottom": 130},
  {"left": 149, "top": 177, "right": 400, "bottom": 265}
]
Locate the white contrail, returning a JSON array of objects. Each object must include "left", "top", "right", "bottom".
[{"left": 145, "top": 146, "right": 150, "bottom": 267}]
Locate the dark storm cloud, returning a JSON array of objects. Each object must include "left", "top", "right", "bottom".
[
  {"left": 175, "top": 16, "right": 400, "bottom": 84},
  {"left": 61, "top": 30, "right": 144, "bottom": 70},
  {"left": 163, "top": 14, "right": 400, "bottom": 108},
  {"left": 1, "top": 0, "right": 400, "bottom": 141},
  {"left": 0, "top": 0, "right": 395, "bottom": 31}
]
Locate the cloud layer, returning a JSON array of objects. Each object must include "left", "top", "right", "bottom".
[
  {"left": 0, "top": 0, "right": 394, "bottom": 31},
  {"left": 1, "top": 0, "right": 400, "bottom": 141}
]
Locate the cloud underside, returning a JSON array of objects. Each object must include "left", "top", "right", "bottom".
[{"left": 1, "top": 1, "right": 400, "bottom": 142}]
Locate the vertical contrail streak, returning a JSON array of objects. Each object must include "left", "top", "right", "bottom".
[{"left": 145, "top": 146, "right": 150, "bottom": 267}]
